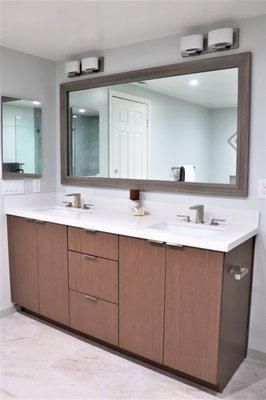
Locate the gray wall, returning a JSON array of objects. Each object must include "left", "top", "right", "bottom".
[
  {"left": 0, "top": 47, "right": 56, "bottom": 310},
  {"left": 56, "top": 14, "right": 266, "bottom": 353},
  {"left": 209, "top": 108, "right": 238, "bottom": 184}
]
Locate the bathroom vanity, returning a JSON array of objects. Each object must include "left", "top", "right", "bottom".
[
  {"left": 6, "top": 203, "right": 257, "bottom": 392},
  {"left": 4, "top": 50, "right": 255, "bottom": 392}
]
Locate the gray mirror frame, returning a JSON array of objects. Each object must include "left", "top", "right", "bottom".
[
  {"left": 1, "top": 96, "right": 42, "bottom": 180},
  {"left": 60, "top": 52, "right": 251, "bottom": 197}
]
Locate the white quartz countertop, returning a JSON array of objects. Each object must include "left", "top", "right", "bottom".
[{"left": 5, "top": 204, "right": 259, "bottom": 252}]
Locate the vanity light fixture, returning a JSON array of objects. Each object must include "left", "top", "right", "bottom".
[
  {"left": 81, "top": 57, "right": 99, "bottom": 73},
  {"left": 208, "top": 28, "right": 234, "bottom": 51},
  {"left": 78, "top": 109, "right": 86, "bottom": 113},
  {"left": 189, "top": 79, "right": 199, "bottom": 86},
  {"left": 33, "top": 101, "right": 41, "bottom": 106},
  {"left": 180, "top": 34, "right": 204, "bottom": 57},
  {"left": 65, "top": 60, "right": 81, "bottom": 77},
  {"left": 181, "top": 28, "right": 239, "bottom": 57},
  {"left": 65, "top": 57, "right": 104, "bottom": 78}
]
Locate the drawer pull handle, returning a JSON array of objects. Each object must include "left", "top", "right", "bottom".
[
  {"left": 25, "top": 218, "right": 35, "bottom": 222},
  {"left": 148, "top": 240, "right": 164, "bottom": 245},
  {"left": 166, "top": 242, "right": 183, "bottom": 248},
  {"left": 229, "top": 266, "right": 249, "bottom": 280},
  {"left": 84, "top": 294, "right": 98, "bottom": 303},
  {"left": 35, "top": 220, "right": 45, "bottom": 224},
  {"left": 84, "top": 229, "right": 97, "bottom": 234},
  {"left": 85, "top": 255, "right": 97, "bottom": 261}
]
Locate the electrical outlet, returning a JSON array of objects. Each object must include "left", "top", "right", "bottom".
[
  {"left": 258, "top": 179, "right": 266, "bottom": 199},
  {"left": 2, "top": 180, "right": 24, "bottom": 195},
  {"left": 32, "top": 179, "right": 41, "bottom": 193}
]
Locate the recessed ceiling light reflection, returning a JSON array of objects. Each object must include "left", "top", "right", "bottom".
[
  {"left": 73, "top": 115, "right": 78, "bottom": 119},
  {"left": 189, "top": 79, "right": 199, "bottom": 86},
  {"left": 33, "top": 101, "right": 41, "bottom": 105},
  {"left": 78, "top": 108, "right": 86, "bottom": 113}
]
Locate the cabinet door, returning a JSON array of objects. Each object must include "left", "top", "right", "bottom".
[
  {"left": 164, "top": 246, "right": 224, "bottom": 384},
  {"left": 119, "top": 236, "right": 165, "bottom": 363},
  {"left": 7, "top": 216, "right": 39, "bottom": 313},
  {"left": 36, "top": 221, "right": 69, "bottom": 325}
]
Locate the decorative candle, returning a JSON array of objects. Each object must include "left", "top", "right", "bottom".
[{"left": 129, "top": 189, "right": 140, "bottom": 201}]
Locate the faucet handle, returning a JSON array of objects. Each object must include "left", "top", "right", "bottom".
[
  {"left": 62, "top": 201, "right": 73, "bottom": 208},
  {"left": 210, "top": 218, "right": 225, "bottom": 226},
  {"left": 189, "top": 204, "right": 204, "bottom": 210},
  {"left": 66, "top": 193, "right": 81, "bottom": 197},
  {"left": 83, "top": 203, "right": 94, "bottom": 210},
  {"left": 177, "top": 214, "right": 191, "bottom": 222}
]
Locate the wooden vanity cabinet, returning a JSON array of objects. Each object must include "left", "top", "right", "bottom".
[
  {"left": 163, "top": 240, "right": 254, "bottom": 389},
  {"left": 7, "top": 216, "right": 39, "bottom": 313},
  {"left": 36, "top": 221, "right": 69, "bottom": 325},
  {"left": 119, "top": 237, "right": 254, "bottom": 390},
  {"left": 67, "top": 227, "right": 119, "bottom": 345},
  {"left": 7, "top": 217, "right": 254, "bottom": 392},
  {"left": 7, "top": 216, "right": 69, "bottom": 325},
  {"left": 119, "top": 236, "right": 165, "bottom": 363},
  {"left": 164, "top": 246, "right": 224, "bottom": 384}
]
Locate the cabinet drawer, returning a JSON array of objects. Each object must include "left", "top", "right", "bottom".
[
  {"left": 69, "top": 289, "right": 118, "bottom": 345},
  {"left": 68, "top": 227, "right": 118, "bottom": 260},
  {"left": 68, "top": 251, "right": 118, "bottom": 304}
]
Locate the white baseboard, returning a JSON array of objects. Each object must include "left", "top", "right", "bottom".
[
  {"left": 0, "top": 305, "right": 16, "bottom": 318},
  {"left": 248, "top": 348, "right": 266, "bottom": 363}
]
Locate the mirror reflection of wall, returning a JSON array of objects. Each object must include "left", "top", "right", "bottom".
[
  {"left": 2, "top": 98, "right": 42, "bottom": 175},
  {"left": 68, "top": 67, "right": 238, "bottom": 184}
]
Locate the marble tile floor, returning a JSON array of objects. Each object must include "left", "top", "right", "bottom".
[{"left": 1, "top": 312, "right": 265, "bottom": 400}]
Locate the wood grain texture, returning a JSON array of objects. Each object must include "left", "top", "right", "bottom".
[
  {"left": 7, "top": 216, "right": 39, "bottom": 313},
  {"left": 119, "top": 236, "right": 165, "bottom": 363},
  {"left": 36, "top": 221, "right": 69, "bottom": 325},
  {"left": 69, "top": 289, "right": 118, "bottom": 345},
  {"left": 217, "top": 238, "right": 255, "bottom": 390},
  {"left": 60, "top": 52, "right": 251, "bottom": 197},
  {"left": 68, "top": 227, "right": 118, "bottom": 261},
  {"left": 68, "top": 251, "right": 118, "bottom": 303},
  {"left": 164, "top": 246, "right": 224, "bottom": 384}
]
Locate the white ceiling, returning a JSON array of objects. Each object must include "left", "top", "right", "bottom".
[
  {"left": 133, "top": 68, "right": 238, "bottom": 108},
  {"left": 1, "top": 0, "right": 266, "bottom": 61}
]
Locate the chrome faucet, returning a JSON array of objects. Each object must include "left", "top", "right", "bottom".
[
  {"left": 189, "top": 204, "right": 204, "bottom": 223},
  {"left": 65, "top": 193, "right": 82, "bottom": 208}
]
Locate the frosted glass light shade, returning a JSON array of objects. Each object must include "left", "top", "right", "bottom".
[
  {"left": 81, "top": 57, "right": 99, "bottom": 72},
  {"left": 208, "top": 28, "right": 233, "bottom": 50},
  {"left": 180, "top": 35, "right": 203, "bottom": 55},
  {"left": 65, "top": 61, "right": 80, "bottom": 75}
]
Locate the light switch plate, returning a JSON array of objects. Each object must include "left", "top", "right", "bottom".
[
  {"left": 258, "top": 179, "right": 266, "bottom": 199},
  {"left": 32, "top": 179, "right": 41, "bottom": 193},
  {"left": 2, "top": 180, "right": 24, "bottom": 195}
]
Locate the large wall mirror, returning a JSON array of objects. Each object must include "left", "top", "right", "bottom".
[
  {"left": 1, "top": 97, "right": 42, "bottom": 179},
  {"left": 61, "top": 52, "right": 251, "bottom": 196}
]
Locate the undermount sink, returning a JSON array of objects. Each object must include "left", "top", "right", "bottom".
[
  {"left": 148, "top": 221, "right": 222, "bottom": 238},
  {"left": 34, "top": 206, "right": 92, "bottom": 216}
]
